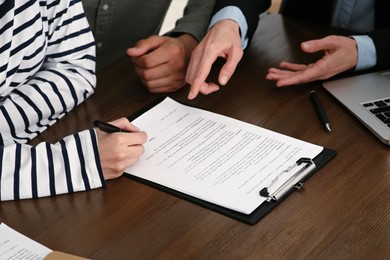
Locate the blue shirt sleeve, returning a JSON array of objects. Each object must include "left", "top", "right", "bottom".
[
  {"left": 209, "top": 6, "right": 249, "bottom": 49},
  {"left": 351, "top": 35, "right": 377, "bottom": 71}
]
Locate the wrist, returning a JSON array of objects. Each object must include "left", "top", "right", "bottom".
[
  {"left": 176, "top": 33, "right": 198, "bottom": 63},
  {"left": 214, "top": 19, "right": 240, "bottom": 35}
]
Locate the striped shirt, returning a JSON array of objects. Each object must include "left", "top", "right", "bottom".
[{"left": 0, "top": 0, "right": 105, "bottom": 201}]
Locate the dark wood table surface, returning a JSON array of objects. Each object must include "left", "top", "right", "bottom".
[{"left": 1, "top": 14, "right": 389, "bottom": 259}]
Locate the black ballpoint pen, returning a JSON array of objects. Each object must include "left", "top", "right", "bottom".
[
  {"left": 93, "top": 120, "right": 129, "bottom": 133},
  {"left": 310, "top": 91, "right": 331, "bottom": 132}
]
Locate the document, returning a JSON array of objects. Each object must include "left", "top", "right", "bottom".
[
  {"left": 126, "top": 97, "right": 323, "bottom": 214},
  {"left": 0, "top": 223, "right": 52, "bottom": 260}
]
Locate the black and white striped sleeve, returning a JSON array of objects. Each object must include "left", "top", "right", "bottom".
[
  {"left": 0, "top": 0, "right": 105, "bottom": 201},
  {"left": 0, "top": 129, "right": 105, "bottom": 201},
  {"left": 0, "top": 0, "right": 96, "bottom": 144}
]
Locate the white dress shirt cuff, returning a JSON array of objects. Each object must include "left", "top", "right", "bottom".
[
  {"left": 209, "top": 6, "right": 249, "bottom": 49},
  {"left": 351, "top": 35, "right": 377, "bottom": 71}
]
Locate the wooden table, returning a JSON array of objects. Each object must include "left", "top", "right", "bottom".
[{"left": 1, "top": 14, "right": 389, "bottom": 259}]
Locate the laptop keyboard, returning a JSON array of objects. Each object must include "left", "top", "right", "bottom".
[{"left": 362, "top": 97, "right": 390, "bottom": 128}]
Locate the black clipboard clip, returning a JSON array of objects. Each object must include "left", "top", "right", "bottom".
[{"left": 259, "top": 157, "right": 316, "bottom": 202}]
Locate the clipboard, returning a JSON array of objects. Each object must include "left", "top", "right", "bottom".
[{"left": 125, "top": 97, "right": 337, "bottom": 225}]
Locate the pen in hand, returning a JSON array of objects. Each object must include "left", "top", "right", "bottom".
[
  {"left": 93, "top": 120, "right": 130, "bottom": 133},
  {"left": 310, "top": 91, "right": 331, "bottom": 132}
]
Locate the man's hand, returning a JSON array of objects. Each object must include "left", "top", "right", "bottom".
[
  {"left": 266, "top": 35, "right": 358, "bottom": 86},
  {"left": 186, "top": 20, "right": 243, "bottom": 100},
  {"left": 127, "top": 34, "right": 198, "bottom": 93}
]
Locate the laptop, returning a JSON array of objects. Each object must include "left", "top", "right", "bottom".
[{"left": 322, "top": 70, "right": 390, "bottom": 145}]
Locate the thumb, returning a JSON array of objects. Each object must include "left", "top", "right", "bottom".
[
  {"left": 127, "top": 36, "right": 165, "bottom": 57},
  {"left": 301, "top": 37, "right": 336, "bottom": 54},
  {"left": 127, "top": 46, "right": 146, "bottom": 57},
  {"left": 300, "top": 40, "right": 321, "bottom": 54},
  {"left": 218, "top": 49, "right": 243, "bottom": 85},
  {"left": 108, "top": 117, "right": 141, "bottom": 132},
  {"left": 123, "top": 123, "right": 141, "bottom": 133}
]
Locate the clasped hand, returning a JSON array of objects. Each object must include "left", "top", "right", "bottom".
[{"left": 127, "top": 34, "right": 198, "bottom": 93}]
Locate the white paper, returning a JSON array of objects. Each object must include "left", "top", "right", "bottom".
[
  {"left": 126, "top": 97, "right": 323, "bottom": 214},
  {"left": 0, "top": 223, "right": 52, "bottom": 260}
]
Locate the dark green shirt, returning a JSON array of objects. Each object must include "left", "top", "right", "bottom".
[{"left": 82, "top": 0, "right": 215, "bottom": 70}]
